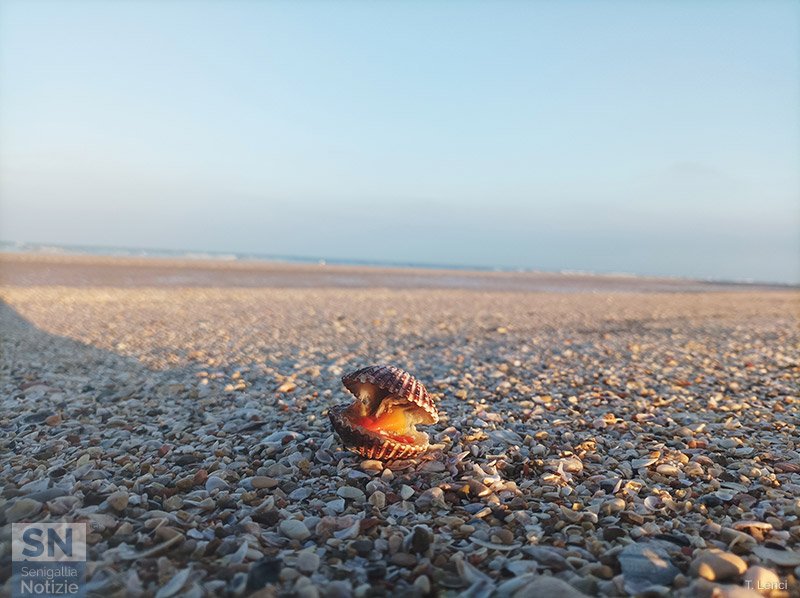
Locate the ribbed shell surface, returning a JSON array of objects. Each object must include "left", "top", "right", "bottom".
[
  {"left": 328, "top": 404, "right": 428, "bottom": 460},
  {"left": 341, "top": 364, "right": 438, "bottom": 424}
]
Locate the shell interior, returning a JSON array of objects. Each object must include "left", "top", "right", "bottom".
[{"left": 344, "top": 380, "right": 430, "bottom": 447}]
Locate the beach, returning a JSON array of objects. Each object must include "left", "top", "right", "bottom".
[{"left": 1, "top": 253, "right": 799, "bottom": 597}]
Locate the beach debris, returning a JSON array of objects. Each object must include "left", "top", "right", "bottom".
[
  {"left": 2, "top": 275, "right": 798, "bottom": 597},
  {"left": 329, "top": 364, "right": 440, "bottom": 460}
]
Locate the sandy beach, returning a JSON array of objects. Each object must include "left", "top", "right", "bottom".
[{"left": 1, "top": 254, "right": 799, "bottom": 597}]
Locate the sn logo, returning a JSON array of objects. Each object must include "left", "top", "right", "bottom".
[
  {"left": 21, "top": 527, "right": 75, "bottom": 559},
  {"left": 12, "top": 523, "right": 87, "bottom": 563}
]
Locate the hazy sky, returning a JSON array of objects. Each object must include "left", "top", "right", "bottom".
[{"left": 1, "top": 1, "right": 798, "bottom": 283}]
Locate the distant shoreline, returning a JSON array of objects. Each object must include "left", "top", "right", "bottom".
[
  {"left": 1, "top": 251, "right": 797, "bottom": 293},
  {"left": 1, "top": 241, "right": 797, "bottom": 289}
]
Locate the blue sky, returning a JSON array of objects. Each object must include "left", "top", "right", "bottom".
[{"left": 1, "top": 1, "right": 798, "bottom": 283}]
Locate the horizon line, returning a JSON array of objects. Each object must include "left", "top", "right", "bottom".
[{"left": 1, "top": 239, "right": 798, "bottom": 290}]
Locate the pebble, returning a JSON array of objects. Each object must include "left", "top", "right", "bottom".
[
  {"left": 415, "top": 487, "right": 447, "bottom": 510},
  {"left": 690, "top": 549, "right": 748, "bottom": 581},
  {"left": 656, "top": 464, "right": 679, "bottom": 476},
  {"left": 252, "top": 476, "right": 279, "bottom": 489},
  {"left": 205, "top": 477, "right": 229, "bottom": 493},
  {"left": 337, "top": 486, "right": 365, "bottom": 501},
  {"left": 751, "top": 545, "right": 800, "bottom": 567},
  {"left": 618, "top": 541, "right": 680, "bottom": 594},
  {"left": 163, "top": 496, "right": 183, "bottom": 511},
  {"left": 390, "top": 552, "right": 417, "bottom": 567},
  {"left": 247, "top": 557, "right": 282, "bottom": 590},
  {"left": 413, "top": 575, "right": 431, "bottom": 594},
  {"left": 280, "top": 519, "right": 311, "bottom": 541},
  {"left": 360, "top": 460, "right": 383, "bottom": 473},
  {"left": 407, "top": 525, "right": 433, "bottom": 554},
  {"left": 4, "top": 498, "right": 43, "bottom": 523},
  {"left": 296, "top": 551, "right": 320, "bottom": 574},
  {"left": 602, "top": 498, "right": 626, "bottom": 514},
  {"left": 399, "top": 485, "right": 415, "bottom": 500},
  {"left": 368, "top": 491, "right": 386, "bottom": 510},
  {"left": 3, "top": 265, "right": 796, "bottom": 598},
  {"left": 289, "top": 487, "right": 313, "bottom": 501},
  {"left": 326, "top": 498, "right": 346, "bottom": 513},
  {"left": 352, "top": 540, "right": 373, "bottom": 556}
]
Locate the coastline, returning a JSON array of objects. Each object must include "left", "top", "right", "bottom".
[{"left": 0, "top": 252, "right": 794, "bottom": 292}]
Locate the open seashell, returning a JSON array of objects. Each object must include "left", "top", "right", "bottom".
[{"left": 329, "top": 364, "right": 439, "bottom": 460}]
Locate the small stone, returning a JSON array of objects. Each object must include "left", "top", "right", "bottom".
[
  {"left": 45, "top": 413, "right": 62, "bottom": 426},
  {"left": 690, "top": 549, "right": 747, "bottom": 581},
  {"left": 408, "top": 525, "right": 433, "bottom": 554},
  {"left": 4, "top": 498, "right": 43, "bottom": 523},
  {"left": 413, "top": 575, "right": 431, "bottom": 594},
  {"left": 418, "top": 461, "right": 445, "bottom": 473},
  {"left": 252, "top": 476, "right": 279, "bottom": 489},
  {"left": 246, "top": 557, "right": 282, "bottom": 591},
  {"left": 602, "top": 498, "right": 626, "bottom": 514},
  {"left": 205, "top": 476, "right": 229, "bottom": 493},
  {"left": 352, "top": 540, "right": 373, "bottom": 556},
  {"left": 163, "top": 495, "right": 183, "bottom": 511},
  {"left": 603, "top": 526, "right": 626, "bottom": 542},
  {"left": 399, "top": 485, "right": 414, "bottom": 500},
  {"left": 415, "top": 487, "right": 447, "bottom": 510},
  {"left": 360, "top": 460, "right": 383, "bottom": 473},
  {"left": 337, "top": 486, "right": 365, "bottom": 501},
  {"left": 289, "top": 487, "right": 313, "bottom": 501},
  {"left": 618, "top": 541, "right": 680, "bottom": 594},
  {"left": 296, "top": 551, "right": 320, "bottom": 574},
  {"left": 326, "top": 498, "right": 346, "bottom": 513},
  {"left": 390, "top": 552, "right": 417, "bottom": 567},
  {"left": 278, "top": 381, "right": 297, "bottom": 393},
  {"left": 280, "top": 519, "right": 311, "bottom": 541},
  {"left": 175, "top": 476, "right": 194, "bottom": 491},
  {"left": 751, "top": 545, "right": 800, "bottom": 567},
  {"left": 368, "top": 491, "right": 386, "bottom": 510},
  {"left": 193, "top": 469, "right": 208, "bottom": 486},
  {"left": 492, "top": 528, "right": 515, "bottom": 545},
  {"left": 107, "top": 490, "right": 129, "bottom": 512},
  {"left": 656, "top": 464, "right": 679, "bottom": 476}
]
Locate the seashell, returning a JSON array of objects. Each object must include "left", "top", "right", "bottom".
[
  {"left": 329, "top": 364, "right": 441, "bottom": 460},
  {"left": 643, "top": 496, "right": 665, "bottom": 511}
]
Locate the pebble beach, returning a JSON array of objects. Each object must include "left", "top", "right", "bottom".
[{"left": 1, "top": 254, "right": 799, "bottom": 597}]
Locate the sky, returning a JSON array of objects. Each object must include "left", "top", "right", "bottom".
[{"left": 0, "top": 1, "right": 798, "bottom": 283}]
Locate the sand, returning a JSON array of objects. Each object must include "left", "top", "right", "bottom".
[{"left": 1, "top": 253, "right": 799, "bottom": 597}]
